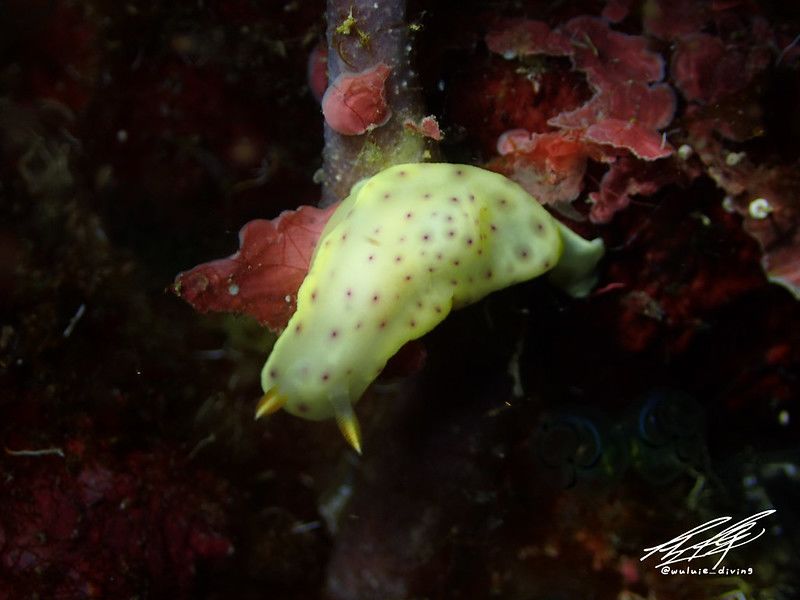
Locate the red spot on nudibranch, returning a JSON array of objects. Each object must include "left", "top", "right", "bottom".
[{"left": 322, "top": 63, "right": 393, "bottom": 136}]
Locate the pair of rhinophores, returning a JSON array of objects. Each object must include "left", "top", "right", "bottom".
[{"left": 255, "top": 163, "right": 604, "bottom": 453}]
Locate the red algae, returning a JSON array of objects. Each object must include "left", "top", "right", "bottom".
[
  {"left": 491, "top": 131, "right": 589, "bottom": 209},
  {"left": 485, "top": 14, "right": 678, "bottom": 222},
  {"left": 322, "top": 63, "right": 393, "bottom": 136},
  {"left": 174, "top": 204, "right": 337, "bottom": 332},
  {"left": 403, "top": 115, "right": 443, "bottom": 140}
]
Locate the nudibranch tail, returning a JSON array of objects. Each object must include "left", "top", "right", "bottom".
[
  {"left": 547, "top": 222, "right": 605, "bottom": 298},
  {"left": 330, "top": 394, "right": 363, "bottom": 454},
  {"left": 255, "top": 388, "right": 287, "bottom": 419}
]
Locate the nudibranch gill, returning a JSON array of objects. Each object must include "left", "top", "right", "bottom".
[{"left": 256, "top": 163, "right": 604, "bottom": 453}]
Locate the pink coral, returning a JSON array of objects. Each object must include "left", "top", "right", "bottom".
[
  {"left": 403, "top": 115, "right": 443, "bottom": 140},
  {"left": 563, "top": 16, "right": 665, "bottom": 90},
  {"left": 672, "top": 33, "right": 772, "bottom": 104},
  {"left": 322, "top": 63, "right": 393, "bottom": 136},
  {"left": 550, "top": 82, "right": 675, "bottom": 133},
  {"left": 643, "top": 0, "right": 710, "bottom": 40},
  {"left": 588, "top": 156, "right": 675, "bottom": 223},
  {"left": 602, "top": 0, "right": 634, "bottom": 23},
  {"left": 485, "top": 15, "right": 677, "bottom": 222},
  {"left": 492, "top": 130, "right": 589, "bottom": 208},
  {"left": 726, "top": 164, "right": 800, "bottom": 299},
  {"left": 584, "top": 120, "right": 671, "bottom": 161},
  {"left": 484, "top": 19, "right": 571, "bottom": 59}
]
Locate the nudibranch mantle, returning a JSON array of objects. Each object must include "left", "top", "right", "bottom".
[{"left": 257, "top": 163, "right": 603, "bottom": 452}]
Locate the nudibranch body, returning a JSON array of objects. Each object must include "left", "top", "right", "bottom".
[{"left": 257, "top": 163, "right": 603, "bottom": 452}]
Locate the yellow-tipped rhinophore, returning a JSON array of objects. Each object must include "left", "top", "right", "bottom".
[
  {"left": 330, "top": 395, "right": 363, "bottom": 454},
  {"left": 255, "top": 388, "right": 287, "bottom": 419}
]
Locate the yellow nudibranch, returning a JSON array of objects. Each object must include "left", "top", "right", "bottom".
[{"left": 256, "top": 163, "right": 604, "bottom": 453}]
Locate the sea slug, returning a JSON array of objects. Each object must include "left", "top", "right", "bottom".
[{"left": 257, "top": 163, "right": 603, "bottom": 452}]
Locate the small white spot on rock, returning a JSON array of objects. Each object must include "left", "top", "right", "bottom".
[
  {"left": 748, "top": 197, "right": 773, "bottom": 220},
  {"left": 228, "top": 283, "right": 240, "bottom": 296},
  {"left": 725, "top": 151, "right": 746, "bottom": 166},
  {"left": 722, "top": 195, "right": 736, "bottom": 213}
]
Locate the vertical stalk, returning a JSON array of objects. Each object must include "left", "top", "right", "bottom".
[{"left": 321, "top": 0, "right": 428, "bottom": 205}]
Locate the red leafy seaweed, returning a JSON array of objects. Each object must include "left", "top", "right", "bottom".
[{"left": 174, "top": 204, "right": 337, "bottom": 332}]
